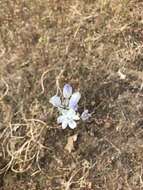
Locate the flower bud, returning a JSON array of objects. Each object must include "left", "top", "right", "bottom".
[{"left": 63, "top": 84, "right": 72, "bottom": 98}]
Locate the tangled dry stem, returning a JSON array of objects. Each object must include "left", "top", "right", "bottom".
[
  {"left": 0, "top": 118, "right": 48, "bottom": 174},
  {"left": 0, "top": 65, "right": 65, "bottom": 175}
]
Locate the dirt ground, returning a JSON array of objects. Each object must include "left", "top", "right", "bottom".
[{"left": 0, "top": 0, "right": 143, "bottom": 189}]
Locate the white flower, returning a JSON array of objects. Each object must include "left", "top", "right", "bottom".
[
  {"left": 57, "top": 109, "right": 80, "bottom": 129},
  {"left": 49, "top": 83, "right": 90, "bottom": 130},
  {"left": 81, "top": 109, "right": 91, "bottom": 121},
  {"left": 49, "top": 95, "right": 61, "bottom": 107}
]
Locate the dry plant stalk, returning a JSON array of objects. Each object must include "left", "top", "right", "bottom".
[
  {"left": 64, "top": 160, "right": 95, "bottom": 190},
  {"left": 0, "top": 119, "right": 47, "bottom": 174},
  {"left": 0, "top": 78, "right": 9, "bottom": 101}
]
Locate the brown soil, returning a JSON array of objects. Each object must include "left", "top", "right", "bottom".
[{"left": 0, "top": 0, "right": 143, "bottom": 189}]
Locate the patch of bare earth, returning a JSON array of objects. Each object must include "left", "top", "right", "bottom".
[{"left": 0, "top": 0, "right": 143, "bottom": 189}]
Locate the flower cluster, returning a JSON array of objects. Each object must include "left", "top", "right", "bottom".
[{"left": 49, "top": 84, "right": 91, "bottom": 129}]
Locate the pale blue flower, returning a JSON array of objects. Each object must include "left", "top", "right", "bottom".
[
  {"left": 69, "top": 92, "right": 81, "bottom": 110},
  {"left": 57, "top": 109, "right": 80, "bottom": 129},
  {"left": 63, "top": 84, "right": 72, "bottom": 98},
  {"left": 49, "top": 95, "right": 61, "bottom": 107},
  {"left": 81, "top": 109, "right": 91, "bottom": 121},
  {"left": 49, "top": 83, "right": 89, "bottom": 129}
]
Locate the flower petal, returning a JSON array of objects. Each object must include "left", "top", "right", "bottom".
[
  {"left": 67, "top": 108, "right": 76, "bottom": 116},
  {"left": 69, "top": 92, "right": 81, "bottom": 110},
  {"left": 57, "top": 115, "right": 64, "bottom": 124},
  {"left": 49, "top": 95, "right": 61, "bottom": 107},
  {"left": 63, "top": 84, "right": 72, "bottom": 98},
  {"left": 67, "top": 109, "right": 80, "bottom": 120},
  {"left": 71, "top": 104, "right": 78, "bottom": 111},
  {"left": 68, "top": 120, "right": 77, "bottom": 129},
  {"left": 73, "top": 114, "right": 80, "bottom": 120},
  {"left": 81, "top": 109, "right": 91, "bottom": 121},
  {"left": 62, "top": 120, "right": 68, "bottom": 129}
]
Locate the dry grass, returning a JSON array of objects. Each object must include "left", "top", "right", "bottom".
[
  {"left": 0, "top": 0, "right": 143, "bottom": 189},
  {"left": 0, "top": 119, "right": 47, "bottom": 174}
]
